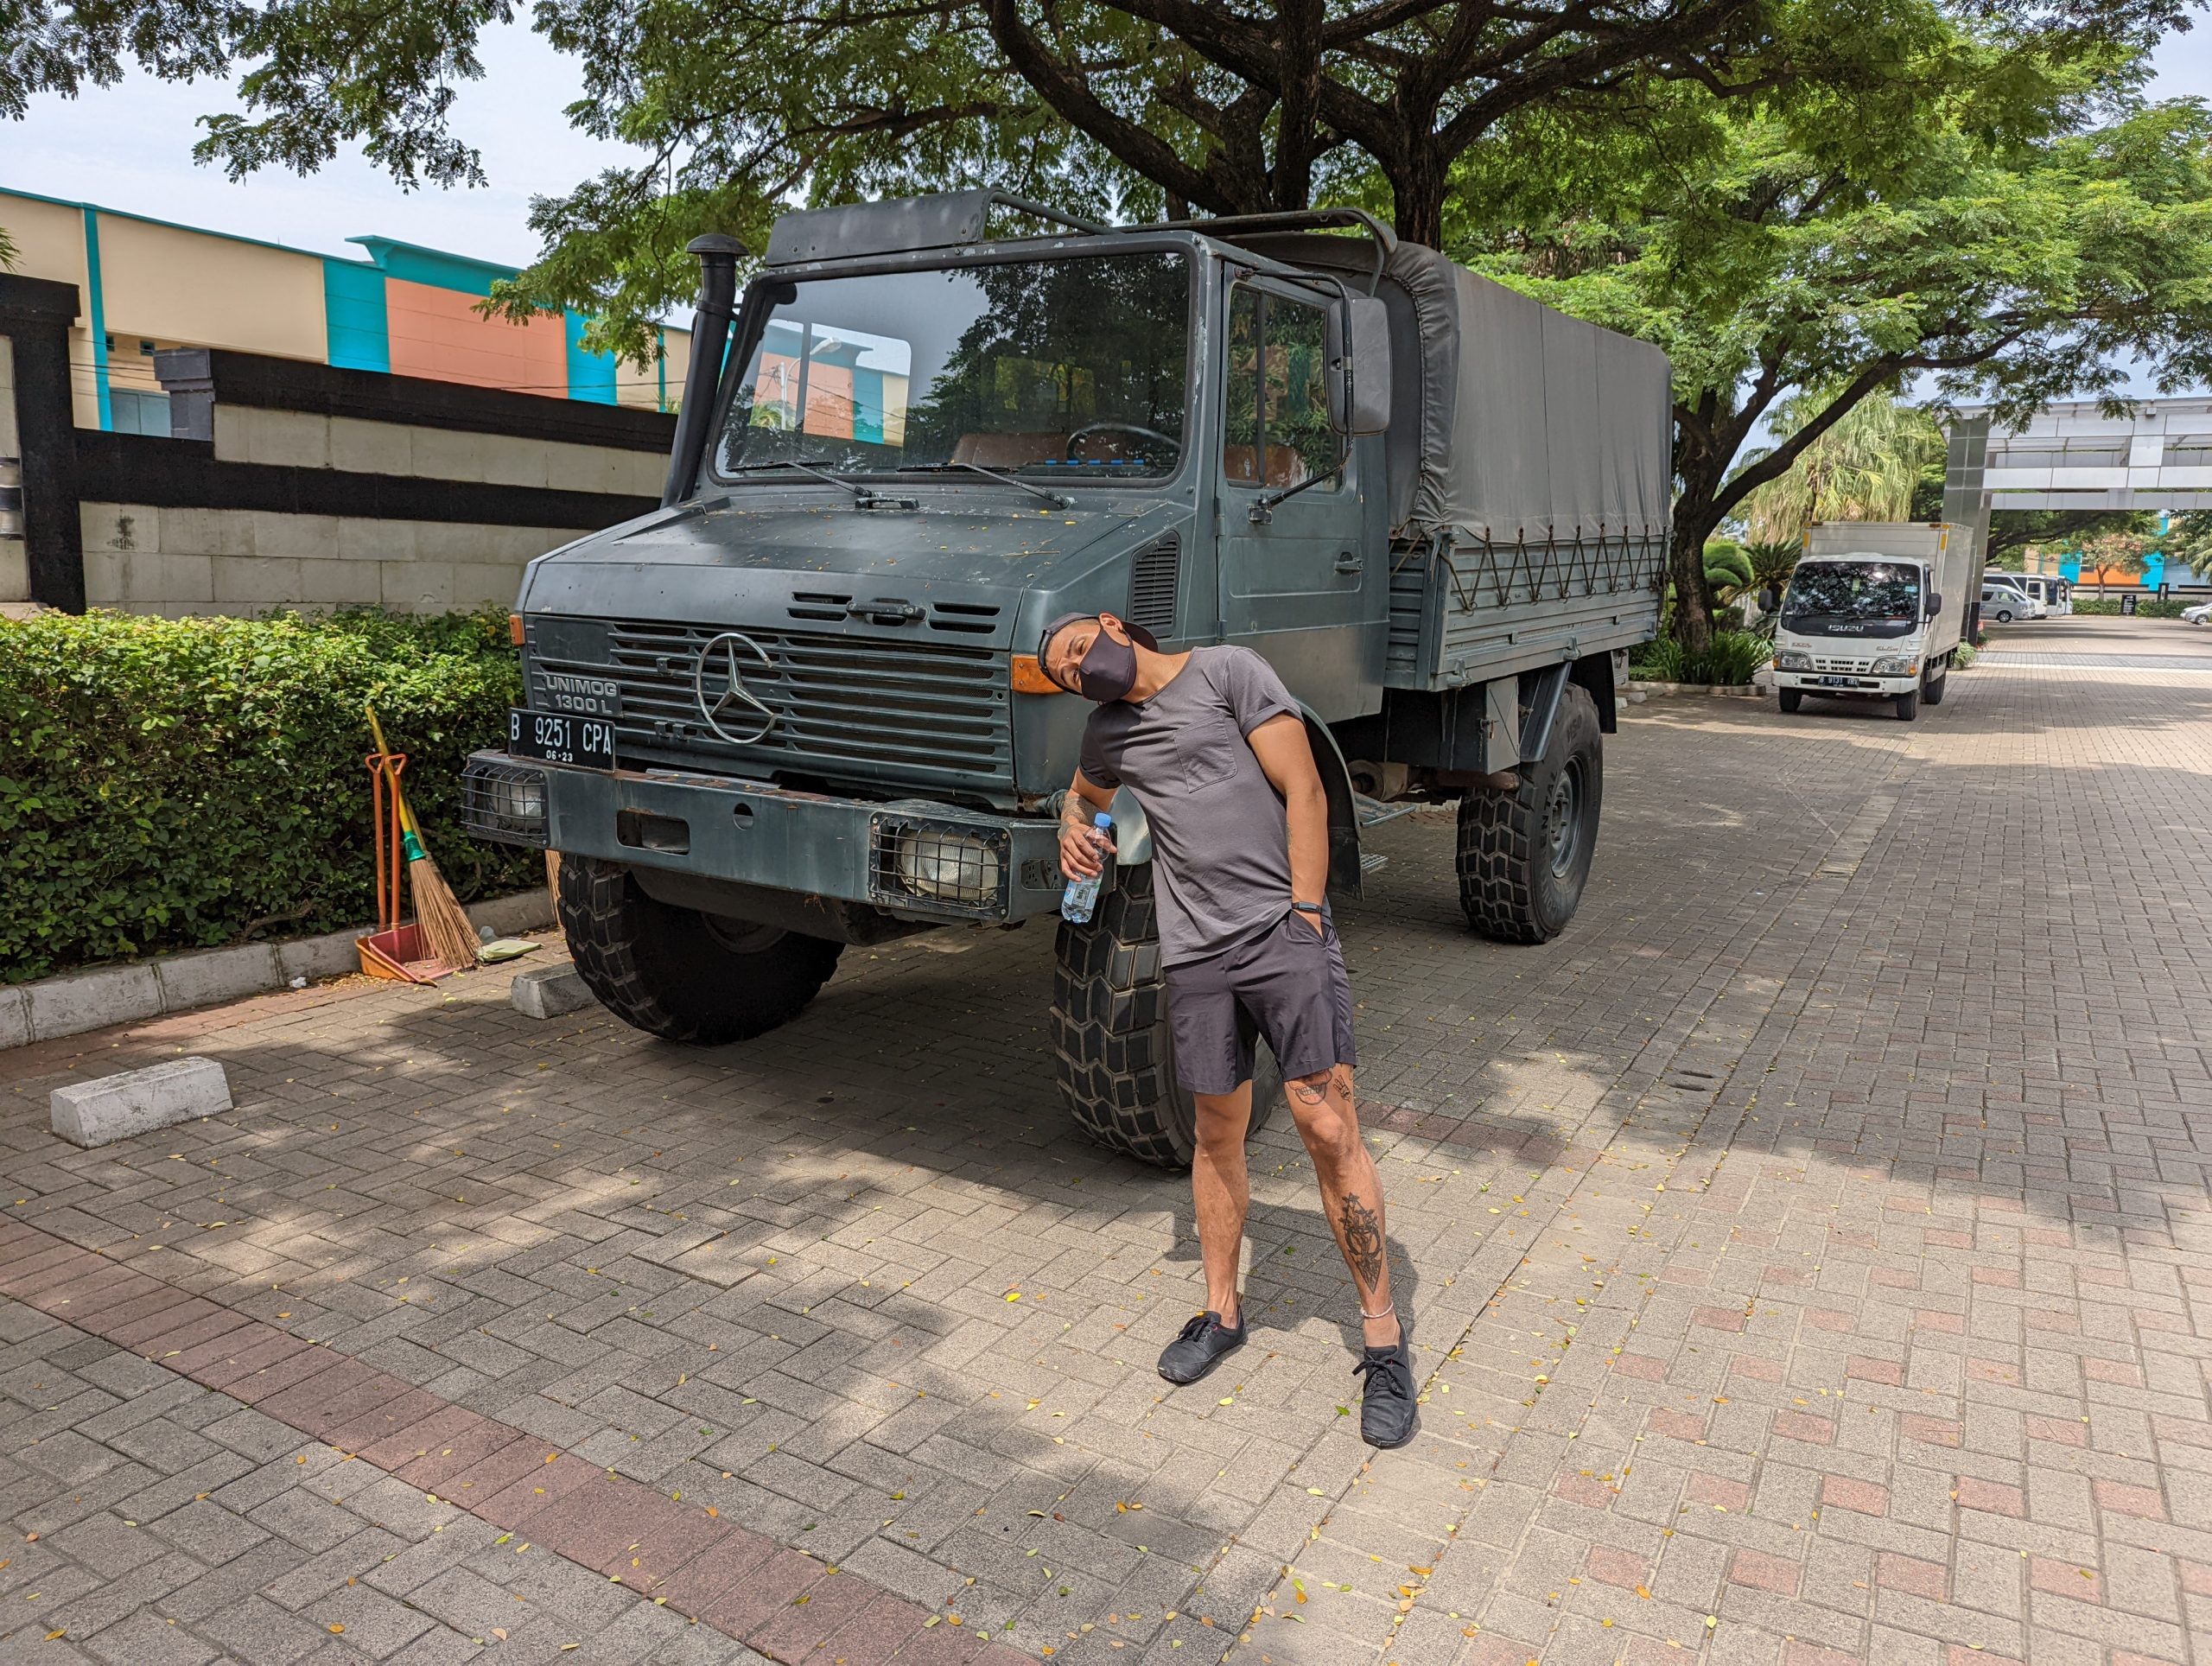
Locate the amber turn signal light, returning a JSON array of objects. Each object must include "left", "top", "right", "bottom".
[
  {"left": 1009, "top": 654, "right": 1063, "bottom": 695},
  {"left": 509, "top": 613, "right": 525, "bottom": 645}
]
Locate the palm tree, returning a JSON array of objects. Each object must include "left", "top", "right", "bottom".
[{"left": 1737, "top": 391, "right": 1945, "bottom": 544}]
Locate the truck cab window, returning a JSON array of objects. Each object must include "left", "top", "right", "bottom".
[
  {"left": 1224, "top": 285, "right": 1343, "bottom": 491},
  {"left": 714, "top": 253, "right": 1192, "bottom": 481}
]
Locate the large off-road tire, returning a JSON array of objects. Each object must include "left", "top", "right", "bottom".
[
  {"left": 556, "top": 855, "right": 843, "bottom": 1045},
  {"left": 1458, "top": 684, "right": 1604, "bottom": 945},
  {"left": 1778, "top": 689, "right": 1804, "bottom": 714},
  {"left": 1052, "top": 862, "right": 1279, "bottom": 1169}
]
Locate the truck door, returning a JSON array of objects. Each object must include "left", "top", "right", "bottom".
[{"left": 1216, "top": 278, "right": 1384, "bottom": 721}]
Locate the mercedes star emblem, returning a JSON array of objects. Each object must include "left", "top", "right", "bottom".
[{"left": 692, "top": 630, "right": 779, "bottom": 746}]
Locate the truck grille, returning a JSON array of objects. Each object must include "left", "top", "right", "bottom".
[
  {"left": 534, "top": 620, "right": 1010, "bottom": 787},
  {"left": 1811, "top": 655, "right": 1872, "bottom": 673}
]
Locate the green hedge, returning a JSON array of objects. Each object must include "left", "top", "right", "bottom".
[
  {"left": 0, "top": 609, "right": 531, "bottom": 983},
  {"left": 2066, "top": 596, "right": 2192, "bottom": 617}
]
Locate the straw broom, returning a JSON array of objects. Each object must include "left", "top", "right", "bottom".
[{"left": 365, "top": 705, "right": 482, "bottom": 970}]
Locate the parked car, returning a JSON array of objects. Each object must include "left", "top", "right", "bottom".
[
  {"left": 1981, "top": 582, "right": 2031, "bottom": 625},
  {"left": 2183, "top": 599, "right": 2212, "bottom": 625},
  {"left": 1980, "top": 571, "right": 2046, "bottom": 619},
  {"left": 2015, "top": 574, "right": 2069, "bottom": 615}
]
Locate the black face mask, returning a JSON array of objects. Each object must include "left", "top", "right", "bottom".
[{"left": 1075, "top": 631, "right": 1138, "bottom": 703}]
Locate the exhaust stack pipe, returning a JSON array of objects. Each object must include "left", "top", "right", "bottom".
[{"left": 661, "top": 233, "right": 747, "bottom": 506}]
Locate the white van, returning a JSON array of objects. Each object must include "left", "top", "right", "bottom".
[
  {"left": 1980, "top": 571, "right": 2046, "bottom": 619},
  {"left": 1980, "top": 581, "right": 2032, "bottom": 625}
]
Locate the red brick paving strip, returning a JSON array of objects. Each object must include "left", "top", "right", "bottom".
[{"left": 0, "top": 1215, "right": 1025, "bottom": 1664}]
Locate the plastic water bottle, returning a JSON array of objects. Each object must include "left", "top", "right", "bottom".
[{"left": 1060, "top": 812, "right": 1114, "bottom": 923}]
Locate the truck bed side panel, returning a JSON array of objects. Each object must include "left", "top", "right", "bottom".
[{"left": 1386, "top": 531, "right": 1665, "bottom": 690}]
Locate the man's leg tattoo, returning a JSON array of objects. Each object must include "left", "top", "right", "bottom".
[
  {"left": 1338, "top": 1192, "right": 1386, "bottom": 1290},
  {"left": 1288, "top": 1075, "right": 1330, "bottom": 1106}
]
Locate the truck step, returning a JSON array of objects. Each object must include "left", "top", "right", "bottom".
[{"left": 1354, "top": 794, "right": 1421, "bottom": 829}]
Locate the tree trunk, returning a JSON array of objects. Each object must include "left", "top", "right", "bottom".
[
  {"left": 1669, "top": 496, "right": 1724, "bottom": 657},
  {"left": 1389, "top": 144, "right": 1448, "bottom": 248}
]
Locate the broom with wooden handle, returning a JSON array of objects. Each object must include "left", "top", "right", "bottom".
[{"left": 365, "top": 705, "right": 482, "bottom": 970}]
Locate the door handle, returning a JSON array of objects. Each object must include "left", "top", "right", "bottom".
[{"left": 1334, "top": 551, "right": 1363, "bottom": 575}]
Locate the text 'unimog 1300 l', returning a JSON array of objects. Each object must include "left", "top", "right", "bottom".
[{"left": 463, "top": 192, "right": 1672, "bottom": 1167}]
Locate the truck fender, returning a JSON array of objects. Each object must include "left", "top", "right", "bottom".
[
  {"left": 1107, "top": 710, "right": 1362, "bottom": 901},
  {"left": 1108, "top": 785, "right": 1154, "bottom": 865},
  {"left": 1304, "top": 709, "right": 1365, "bottom": 903},
  {"left": 1516, "top": 664, "right": 1574, "bottom": 766},
  {"left": 1570, "top": 651, "right": 1621, "bottom": 735}
]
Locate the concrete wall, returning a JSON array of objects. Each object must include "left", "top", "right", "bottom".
[
  {"left": 209, "top": 405, "right": 665, "bottom": 498},
  {"left": 79, "top": 500, "right": 578, "bottom": 616},
  {"left": 70, "top": 356, "right": 670, "bottom": 617},
  {"left": 0, "top": 334, "right": 23, "bottom": 602}
]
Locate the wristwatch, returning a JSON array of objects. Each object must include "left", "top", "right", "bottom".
[{"left": 1291, "top": 901, "right": 1325, "bottom": 916}]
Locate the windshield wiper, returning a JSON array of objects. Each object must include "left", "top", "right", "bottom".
[
  {"left": 727, "top": 458, "right": 914, "bottom": 509},
  {"left": 728, "top": 458, "right": 868, "bottom": 499},
  {"left": 895, "top": 461, "right": 1073, "bottom": 510}
]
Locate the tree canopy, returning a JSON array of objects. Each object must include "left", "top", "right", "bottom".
[
  {"left": 1735, "top": 391, "right": 1945, "bottom": 544},
  {"left": 7, "top": 0, "right": 2209, "bottom": 654},
  {"left": 3, "top": 0, "right": 2192, "bottom": 350},
  {"left": 1451, "top": 28, "right": 2212, "bottom": 646}
]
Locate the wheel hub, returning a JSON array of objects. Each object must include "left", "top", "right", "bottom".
[
  {"left": 701, "top": 914, "right": 786, "bottom": 955},
  {"left": 1544, "top": 763, "right": 1584, "bottom": 879}
]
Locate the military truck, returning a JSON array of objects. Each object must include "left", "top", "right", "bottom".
[{"left": 462, "top": 191, "right": 1671, "bottom": 1167}]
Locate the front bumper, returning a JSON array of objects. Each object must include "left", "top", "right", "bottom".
[
  {"left": 1771, "top": 670, "right": 1920, "bottom": 696},
  {"left": 461, "top": 751, "right": 1067, "bottom": 925}
]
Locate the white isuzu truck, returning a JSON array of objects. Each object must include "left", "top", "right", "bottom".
[{"left": 1770, "top": 521, "right": 1974, "bottom": 722}]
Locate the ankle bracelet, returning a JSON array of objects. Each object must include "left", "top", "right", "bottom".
[{"left": 1360, "top": 1301, "right": 1395, "bottom": 1322}]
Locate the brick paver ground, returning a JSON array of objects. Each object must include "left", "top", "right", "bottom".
[{"left": 4, "top": 614, "right": 2209, "bottom": 1665}]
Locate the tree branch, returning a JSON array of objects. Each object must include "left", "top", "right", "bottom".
[{"left": 982, "top": 0, "right": 1252, "bottom": 213}]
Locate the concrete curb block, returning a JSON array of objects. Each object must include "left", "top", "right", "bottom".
[
  {"left": 3, "top": 887, "right": 556, "bottom": 1052},
  {"left": 1627, "top": 680, "right": 1767, "bottom": 697},
  {"left": 510, "top": 964, "right": 598, "bottom": 1020},
  {"left": 51, "top": 1056, "right": 233, "bottom": 1148}
]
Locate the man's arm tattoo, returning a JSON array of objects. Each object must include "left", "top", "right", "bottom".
[{"left": 1338, "top": 1192, "right": 1385, "bottom": 1289}]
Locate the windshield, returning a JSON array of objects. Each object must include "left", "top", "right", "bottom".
[
  {"left": 1783, "top": 562, "right": 1922, "bottom": 622},
  {"left": 713, "top": 252, "right": 1191, "bottom": 482}
]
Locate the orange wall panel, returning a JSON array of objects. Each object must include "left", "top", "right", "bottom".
[{"left": 384, "top": 280, "right": 569, "bottom": 397}]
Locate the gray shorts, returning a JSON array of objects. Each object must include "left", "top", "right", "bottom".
[{"left": 1164, "top": 909, "right": 1357, "bottom": 1097}]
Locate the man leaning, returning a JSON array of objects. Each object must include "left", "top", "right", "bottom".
[{"left": 1040, "top": 610, "right": 1416, "bottom": 1450}]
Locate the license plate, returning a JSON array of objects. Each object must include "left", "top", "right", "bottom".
[
  {"left": 1817, "top": 675, "right": 1859, "bottom": 687},
  {"left": 510, "top": 709, "right": 616, "bottom": 769}
]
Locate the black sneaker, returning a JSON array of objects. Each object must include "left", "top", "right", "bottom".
[
  {"left": 1158, "top": 1311, "right": 1247, "bottom": 1385},
  {"left": 1353, "top": 1307, "right": 1418, "bottom": 1450}
]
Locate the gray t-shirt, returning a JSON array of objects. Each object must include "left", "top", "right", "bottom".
[{"left": 1078, "top": 645, "right": 1303, "bottom": 965}]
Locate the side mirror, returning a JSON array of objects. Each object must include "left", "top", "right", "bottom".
[
  {"left": 1326, "top": 296, "right": 1392, "bottom": 436},
  {"left": 1928, "top": 590, "right": 1942, "bottom": 618}
]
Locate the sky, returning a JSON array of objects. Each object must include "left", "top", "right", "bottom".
[
  {"left": 4, "top": 14, "right": 2210, "bottom": 372},
  {"left": 3, "top": 22, "right": 636, "bottom": 271}
]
